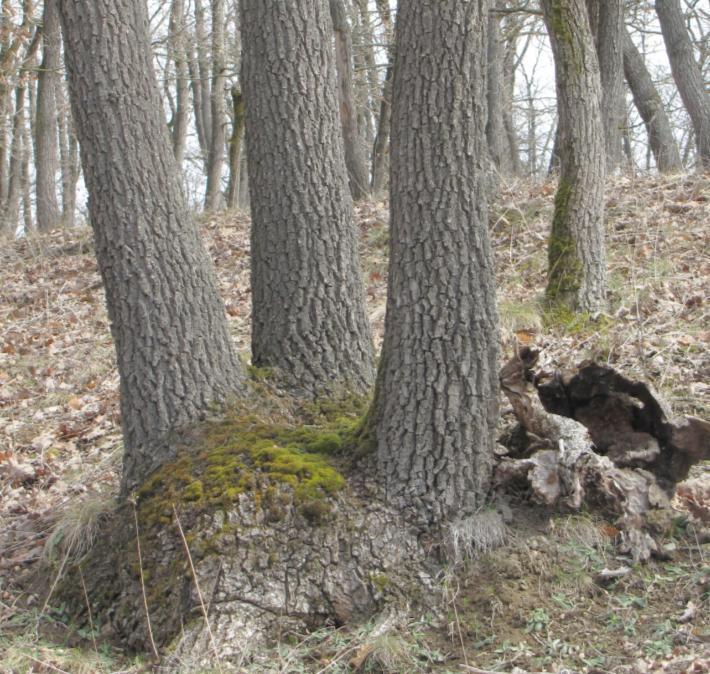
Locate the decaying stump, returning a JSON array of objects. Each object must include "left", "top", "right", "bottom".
[{"left": 497, "top": 347, "right": 709, "bottom": 561}]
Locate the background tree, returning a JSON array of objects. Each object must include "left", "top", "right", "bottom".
[
  {"left": 541, "top": 0, "right": 607, "bottom": 312},
  {"left": 34, "top": 0, "right": 60, "bottom": 232},
  {"left": 586, "top": 0, "right": 625, "bottom": 172},
  {"left": 330, "top": 0, "right": 369, "bottom": 201},
  {"left": 487, "top": 3, "right": 510, "bottom": 180},
  {"left": 204, "top": 0, "right": 226, "bottom": 211},
  {"left": 241, "top": 0, "right": 375, "bottom": 395},
  {"left": 369, "top": 0, "right": 499, "bottom": 526},
  {"left": 655, "top": 0, "right": 710, "bottom": 169},
  {"left": 57, "top": 0, "right": 247, "bottom": 494},
  {"left": 623, "top": 27, "right": 682, "bottom": 173}
]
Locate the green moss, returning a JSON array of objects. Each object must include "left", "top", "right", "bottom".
[
  {"left": 247, "top": 365, "right": 273, "bottom": 382},
  {"left": 134, "top": 397, "right": 371, "bottom": 531},
  {"left": 546, "top": 178, "right": 583, "bottom": 308},
  {"left": 370, "top": 572, "right": 390, "bottom": 594},
  {"left": 183, "top": 481, "right": 204, "bottom": 502}
]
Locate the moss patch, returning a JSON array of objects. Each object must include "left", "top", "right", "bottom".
[{"left": 135, "top": 396, "right": 369, "bottom": 529}]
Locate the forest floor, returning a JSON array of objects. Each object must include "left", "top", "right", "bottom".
[{"left": 0, "top": 174, "right": 708, "bottom": 673}]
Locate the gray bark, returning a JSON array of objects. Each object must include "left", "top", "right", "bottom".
[
  {"left": 370, "top": 0, "right": 499, "bottom": 526},
  {"left": 194, "top": 0, "right": 212, "bottom": 152},
  {"left": 622, "top": 28, "right": 682, "bottom": 173},
  {"left": 330, "top": 0, "right": 370, "bottom": 201},
  {"left": 226, "top": 86, "right": 244, "bottom": 209},
  {"left": 502, "top": 16, "right": 522, "bottom": 176},
  {"left": 241, "top": 0, "right": 375, "bottom": 395},
  {"left": 655, "top": 0, "right": 710, "bottom": 169},
  {"left": 4, "top": 83, "right": 25, "bottom": 235},
  {"left": 57, "top": 0, "right": 247, "bottom": 494},
  {"left": 56, "top": 76, "right": 79, "bottom": 228},
  {"left": 486, "top": 5, "right": 509, "bottom": 177},
  {"left": 35, "top": 0, "right": 61, "bottom": 232},
  {"left": 586, "top": 0, "right": 624, "bottom": 171},
  {"left": 204, "top": 0, "right": 226, "bottom": 211},
  {"left": 168, "top": 0, "right": 189, "bottom": 166},
  {"left": 370, "top": 0, "right": 393, "bottom": 194},
  {"left": 542, "top": 0, "right": 607, "bottom": 312}
]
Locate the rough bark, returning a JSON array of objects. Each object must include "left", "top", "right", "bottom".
[
  {"left": 655, "top": 0, "right": 710, "bottom": 170},
  {"left": 168, "top": 0, "right": 189, "bottom": 166},
  {"left": 34, "top": 0, "right": 61, "bottom": 232},
  {"left": 204, "top": 0, "right": 226, "bottom": 211},
  {"left": 370, "top": 0, "right": 499, "bottom": 526},
  {"left": 57, "top": 0, "right": 247, "bottom": 494},
  {"left": 330, "top": 0, "right": 370, "bottom": 201},
  {"left": 586, "top": 0, "right": 624, "bottom": 172},
  {"left": 241, "top": 0, "right": 375, "bottom": 395},
  {"left": 541, "top": 0, "right": 607, "bottom": 312},
  {"left": 622, "top": 28, "right": 682, "bottom": 173},
  {"left": 370, "top": 0, "right": 393, "bottom": 194},
  {"left": 226, "top": 86, "right": 244, "bottom": 209}
]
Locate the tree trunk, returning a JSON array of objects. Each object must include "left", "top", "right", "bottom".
[
  {"left": 486, "top": 4, "right": 509, "bottom": 177},
  {"left": 369, "top": 0, "right": 499, "bottom": 526},
  {"left": 169, "top": 0, "right": 189, "bottom": 166},
  {"left": 330, "top": 0, "right": 369, "bottom": 201},
  {"left": 542, "top": 0, "right": 607, "bottom": 312},
  {"left": 370, "top": 0, "right": 393, "bottom": 194},
  {"left": 35, "top": 0, "right": 61, "bottom": 232},
  {"left": 622, "top": 28, "right": 682, "bottom": 173},
  {"left": 586, "top": 0, "right": 624, "bottom": 172},
  {"left": 57, "top": 0, "right": 247, "bottom": 494},
  {"left": 194, "top": 0, "right": 212, "bottom": 152},
  {"left": 241, "top": 0, "right": 375, "bottom": 396},
  {"left": 4, "top": 83, "right": 25, "bottom": 235},
  {"left": 655, "top": 0, "right": 710, "bottom": 170},
  {"left": 226, "top": 86, "right": 244, "bottom": 209},
  {"left": 502, "top": 15, "right": 522, "bottom": 176},
  {"left": 204, "top": 0, "right": 226, "bottom": 211}
]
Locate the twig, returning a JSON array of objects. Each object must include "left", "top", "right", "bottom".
[
  {"left": 131, "top": 498, "right": 159, "bottom": 660},
  {"left": 23, "top": 654, "right": 71, "bottom": 674},
  {"left": 172, "top": 503, "right": 224, "bottom": 674},
  {"left": 79, "top": 565, "right": 99, "bottom": 656}
]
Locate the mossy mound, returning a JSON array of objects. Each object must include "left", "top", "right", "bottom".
[{"left": 136, "top": 396, "right": 369, "bottom": 528}]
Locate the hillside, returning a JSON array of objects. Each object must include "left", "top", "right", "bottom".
[{"left": 1, "top": 174, "right": 708, "bottom": 673}]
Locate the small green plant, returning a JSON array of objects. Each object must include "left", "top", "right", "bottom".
[{"left": 525, "top": 607, "right": 551, "bottom": 634}]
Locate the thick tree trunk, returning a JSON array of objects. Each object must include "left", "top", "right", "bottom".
[
  {"left": 330, "top": 0, "right": 369, "bottom": 201},
  {"left": 168, "top": 0, "right": 189, "bottom": 166},
  {"left": 35, "top": 0, "right": 61, "bottom": 232},
  {"left": 542, "top": 0, "right": 607, "bottom": 312},
  {"left": 622, "top": 28, "right": 682, "bottom": 173},
  {"left": 370, "top": 0, "right": 393, "bottom": 194},
  {"left": 370, "top": 0, "right": 499, "bottom": 526},
  {"left": 241, "top": 0, "right": 375, "bottom": 395},
  {"left": 57, "top": 0, "right": 247, "bottom": 494},
  {"left": 204, "top": 0, "right": 225, "bottom": 211},
  {"left": 486, "top": 5, "right": 509, "bottom": 177},
  {"left": 225, "top": 86, "right": 244, "bottom": 209},
  {"left": 586, "top": 0, "right": 624, "bottom": 172},
  {"left": 655, "top": 0, "right": 710, "bottom": 170}
]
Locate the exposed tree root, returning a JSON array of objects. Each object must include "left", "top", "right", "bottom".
[{"left": 497, "top": 347, "right": 709, "bottom": 562}]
